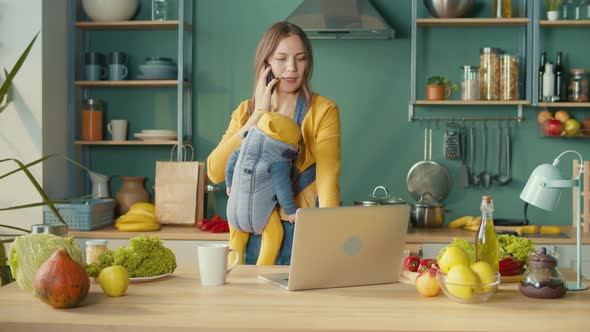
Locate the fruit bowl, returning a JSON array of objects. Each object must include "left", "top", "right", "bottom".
[{"left": 437, "top": 271, "right": 500, "bottom": 303}]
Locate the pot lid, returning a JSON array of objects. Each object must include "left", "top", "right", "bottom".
[
  {"left": 529, "top": 247, "right": 557, "bottom": 268},
  {"left": 364, "top": 185, "right": 406, "bottom": 204}
]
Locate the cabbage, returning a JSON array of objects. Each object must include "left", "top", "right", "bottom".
[{"left": 8, "top": 234, "right": 84, "bottom": 292}]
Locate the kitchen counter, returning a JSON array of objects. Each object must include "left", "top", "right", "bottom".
[
  {"left": 1, "top": 266, "right": 588, "bottom": 332},
  {"left": 69, "top": 224, "right": 590, "bottom": 244}
]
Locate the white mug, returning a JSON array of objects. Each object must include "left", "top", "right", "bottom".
[
  {"left": 107, "top": 119, "right": 128, "bottom": 141},
  {"left": 197, "top": 244, "right": 239, "bottom": 286}
]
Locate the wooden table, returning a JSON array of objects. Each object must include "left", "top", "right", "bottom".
[{"left": 1, "top": 266, "right": 589, "bottom": 332}]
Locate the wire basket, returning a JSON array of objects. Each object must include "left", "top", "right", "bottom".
[{"left": 43, "top": 199, "right": 115, "bottom": 231}]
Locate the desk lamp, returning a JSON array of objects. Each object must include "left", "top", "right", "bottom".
[{"left": 520, "top": 150, "right": 588, "bottom": 291}]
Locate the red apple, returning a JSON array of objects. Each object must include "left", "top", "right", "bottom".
[
  {"left": 543, "top": 119, "right": 563, "bottom": 136},
  {"left": 415, "top": 268, "right": 441, "bottom": 297}
]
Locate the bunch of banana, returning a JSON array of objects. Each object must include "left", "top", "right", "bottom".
[
  {"left": 516, "top": 225, "right": 562, "bottom": 236},
  {"left": 115, "top": 202, "right": 160, "bottom": 232},
  {"left": 447, "top": 216, "right": 481, "bottom": 232}
]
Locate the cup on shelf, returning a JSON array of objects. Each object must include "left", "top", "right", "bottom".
[
  {"left": 107, "top": 119, "right": 128, "bottom": 141},
  {"left": 108, "top": 64, "right": 128, "bottom": 80},
  {"left": 197, "top": 243, "right": 239, "bottom": 286},
  {"left": 109, "top": 51, "right": 128, "bottom": 65},
  {"left": 84, "top": 52, "right": 107, "bottom": 81}
]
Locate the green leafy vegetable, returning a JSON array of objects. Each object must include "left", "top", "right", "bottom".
[
  {"left": 437, "top": 237, "right": 475, "bottom": 264},
  {"left": 498, "top": 234, "right": 535, "bottom": 265},
  {"left": 85, "top": 235, "right": 176, "bottom": 278},
  {"left": 8, "top": 234, "right": 84, "bottom": 292}
]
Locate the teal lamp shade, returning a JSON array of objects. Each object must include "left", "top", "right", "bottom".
[{"left": 520, "top": 163, "right": 563, "bottom": 212}]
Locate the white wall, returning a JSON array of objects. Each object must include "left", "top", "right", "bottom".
[{"left": 0, "top": 0, "right": 68, "bottom": 232}]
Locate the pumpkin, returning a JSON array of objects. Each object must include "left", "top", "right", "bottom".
[{"left": 34, "top": 248, "right": 90, "bottom": 308}]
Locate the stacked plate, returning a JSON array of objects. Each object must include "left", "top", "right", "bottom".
[
  {"left": 134, "top": 129, "right": 178, "bottom": 141},
  {"left": 137, "top": 56, "right": 177, "bottom": 80}
]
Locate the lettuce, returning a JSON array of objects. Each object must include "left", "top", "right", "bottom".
[
  {"left": 498, "top": 234, "right": 535, "bottom": 265},
  {"left": 8, "top": 234, "right": 84, "bottom": 292}
]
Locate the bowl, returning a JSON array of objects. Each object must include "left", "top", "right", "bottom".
[
  {"left": 82, "top": 0, "right": 138, "bottom": 22},
  {"left": 423, "top": 0, "right": 474, "bottom": 18},
  {"left": 437, "top": 270, "right": 500, "bottom": 303}
]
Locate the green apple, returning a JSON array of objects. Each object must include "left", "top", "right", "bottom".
[
  {"left": 98, "top": 266, "right": 129, "bottom": 297},
  {"left": 564, "top": 119, "right": 581, "bottom": 137}
]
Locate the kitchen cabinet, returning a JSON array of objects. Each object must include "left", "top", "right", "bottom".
[
  {"left": 409, "top": 0, "right": 532, "bottom": 122},
  {"left": 69, "top": 0, "right": 194, "bottom": 195}
]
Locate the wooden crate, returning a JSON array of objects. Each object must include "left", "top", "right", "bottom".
[{"left": 573, "top": 160, "right": 590, "bottom": 232}]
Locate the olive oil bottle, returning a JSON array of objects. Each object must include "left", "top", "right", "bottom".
[{"left": 476, "top": 196, "right": 499, "bottom": 273}]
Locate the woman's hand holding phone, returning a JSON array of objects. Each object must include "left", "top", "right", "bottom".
[{"left": 238, "top": 65, "right": 279, "bottom": 137}]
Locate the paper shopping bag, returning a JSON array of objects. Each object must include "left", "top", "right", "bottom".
[{"left": 155, "top": 160, "right": 200, "bottom": 224}]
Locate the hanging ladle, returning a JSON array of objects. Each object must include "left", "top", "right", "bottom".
[
  {"left": 479, "top": 121, "right": 492, "bottom": 188},
  {"left": 493, "top": 121, "right": 512, "bottom": 185}
]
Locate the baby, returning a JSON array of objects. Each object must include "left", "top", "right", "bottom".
[{"left": 225, "top": 111, "right": 300, "bottom": 265}]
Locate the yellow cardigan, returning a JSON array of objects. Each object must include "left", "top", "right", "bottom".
[{"left": 207, "top": 93, "right": 341, "bottom": 209}]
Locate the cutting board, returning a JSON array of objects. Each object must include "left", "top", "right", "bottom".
[{"left": 500, "top": 274, "right": 523, "bottom": 283}]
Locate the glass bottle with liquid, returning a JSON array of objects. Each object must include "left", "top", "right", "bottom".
[
  {"left": 475, "top": 196, "right": 499, "bottom": 273},
  {"left": 493, "top": 0, "right": 512, "bottom": 18}
]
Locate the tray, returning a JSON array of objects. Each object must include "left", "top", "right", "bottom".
[{"left": 43, "top": 199, "right": 115, "bottom": 231}]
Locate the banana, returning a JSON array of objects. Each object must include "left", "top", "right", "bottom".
[
  {"left": 466, "top": 216, "right": 482, "bottom": 227},
  {"left": 117, "top": 213, "right": 158, "bottom": 224},
  {"left": 448, "top": 216, "right": 473, "bottom": 229},
  {"left": 516, "top": 225, "right": 539, "bottom": 235},
  {"left": 128, "top": 202, "right": 156, "bottom": 213},
  {"left": 124, "top": 208, "right": 156, "bottom": 219},
  {"left": 540, "top": 226, "right": 562, "bottom": 235},
  {"left": 116, "top": 222, "right": 161, "bottom": 232}
]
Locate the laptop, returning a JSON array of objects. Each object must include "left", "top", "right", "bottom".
[{"left": 258, "top": 204, "right": 410, "bottom": 291}]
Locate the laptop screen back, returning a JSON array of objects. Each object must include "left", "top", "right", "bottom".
[{"left": 287, "top": 205, "right": 410, "bottom": 291}]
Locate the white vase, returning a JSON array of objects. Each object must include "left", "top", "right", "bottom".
[{"left": 547, "top": 10, "right": 560, "bottom": 21}]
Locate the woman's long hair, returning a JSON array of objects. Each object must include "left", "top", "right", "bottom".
[{"left": 249, "top": 22, "right": 313, "bottom": 113}]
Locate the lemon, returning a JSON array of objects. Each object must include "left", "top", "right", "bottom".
[
  {"left": 445, "top": 264, "right": 479, "bottom": 300},
  {"left": 98, "top": 266, "right": 129, "bottom": 297},
  {"left": 438, "top": 246, "right": 471, "bottom": 274},
  {"left": 471, "top": 261, "right": 497, "bottom": 293}
]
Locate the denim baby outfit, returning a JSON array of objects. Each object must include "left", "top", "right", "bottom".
[{"left": 225, "top": 112, "right": 300, "bottom": 235}]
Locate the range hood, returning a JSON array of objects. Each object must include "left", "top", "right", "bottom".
[{"left": 286, "top": 0, "right": 394, "bottom": 40}]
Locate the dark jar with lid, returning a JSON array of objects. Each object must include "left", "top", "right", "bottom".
[{"left": 519, "top": 247, "right": 567, "bottom": 299}]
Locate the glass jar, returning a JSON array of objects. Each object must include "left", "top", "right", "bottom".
[
  {"left": 461, "top": 65, "right": 480, "bottom": 100},
  {"left": 152, "top": 0, "right": 168, "bottom": 20},
  {"left": 86, "top": 239, "right": 108, "bottom": 265},
  {"left": 479, "top": 48, "right": 501, "bottom": 100},
  {"left": 81, "top": 99, "right": 103, "bottom": 141},
  {"left": 500, "top": 54, "right": 519, "bottom": 100},
  {"left": 568, "top": 69, "right": 589, "bottom": 102},
  {"left": 519, "top": 247, "right": 567, "bottom": 299}
]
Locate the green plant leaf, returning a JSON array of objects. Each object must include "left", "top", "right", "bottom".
[{"left": 0, "top": 33, "right": 39, "bottom": 106}]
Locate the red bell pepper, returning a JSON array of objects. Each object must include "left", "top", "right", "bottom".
[
  {"left": 196, "top": 218, "right": 210, "bottom": 229},
  {"left": 210, "top": 221, "right": 229, "bottom": 233},
  {"left": 403, "top": 255, "right": 420, "bottom": 272},
  {"left": 417, "top": 258, "right": 439, "bottom": 273},
  {"left": 499, "top": 257, "right": 523, "bottom": 276}
]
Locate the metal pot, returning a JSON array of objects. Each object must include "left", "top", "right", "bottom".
[
  {"left": 354, "top": 186, "right": 406, "bottom": 206},
  {"left": 410, "top": 193, "right": 445, "bottom": 228}
]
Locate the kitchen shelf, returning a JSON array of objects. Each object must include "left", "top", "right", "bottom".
[
  {"left": 537, "top": 102, "right": 590, "bottom": 108},
  {"left": 74, "top": 140, "right": 187, "bottom": 146},
  {"left": 415, "top": 100, "right": 529, "bottom": 105},
  {"left": 416, "top": 18, "right": 528, "bottom": 27},
  {"left": 75, "top": 80, "right": 191, "bottom": 87},
  {"left": 540, "top": 20, "right": 590, "bottom": 27},
  {"left": 76, "top": 20, "right": 192, "bottom": 31}
]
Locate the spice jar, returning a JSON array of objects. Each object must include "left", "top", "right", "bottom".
[
  {"left": 81, "top": 99, "right": 104, "bottom": 141},
  {"left": 461, "top": 65, "right": 480, "bottom": 100},
  {"left": 479, "top": 48, "right": 501, "bottom": 100},
  {"left": 519, "top": 247, "right": 567, "bottom": 299},
  {"left": 568, "top": 69, "right": 589, "bottom": 102},
  {"left": 86, "top": 239, "right": 108, "bottom": 265},
  {"left": 500, "top": 54, "right": 519, "bottom": 100}
]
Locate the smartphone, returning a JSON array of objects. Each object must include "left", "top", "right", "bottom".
[{"left": 265, "top": 61, "right": 276, "bottom": 93}]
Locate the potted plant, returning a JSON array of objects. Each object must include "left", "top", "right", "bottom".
[
  {"left": 545, "top": 0, "right": 562, "bottom": 20},
  {"left": 426, "top": 76, "right": 458, "bottom": 100}
]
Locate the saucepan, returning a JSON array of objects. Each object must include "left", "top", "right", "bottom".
[
  {"left": 354, "top": 185, "right": 406, "bottom": 206},
  {"left": 410, "top": 192, "right": 446, "bottom": 228}
]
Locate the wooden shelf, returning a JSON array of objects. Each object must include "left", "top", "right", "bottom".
[
  {"left": 540, "top": 20, "right": 590, "bottom": 27},
  {"left": 414, "top": 100, "right": 528, "bottom": 105},
  {"left": 416, "top": 18, "right": 528, "bottom": 27},
  {"left": 75, "top": 140, "right": 185, "bottom": 146},
  {"left": 537, "top": 102, "right": 590, "bottom": 108},
  {"left": 76, "top": 20, "right": 191, "bottom": 30},
  {"left": 75, "top": 80, "right": 191, "bottom": 87}
]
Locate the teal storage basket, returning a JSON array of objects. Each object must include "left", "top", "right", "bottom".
[{"left": 43, "top": 199, "right": 115, "bottom": 231}]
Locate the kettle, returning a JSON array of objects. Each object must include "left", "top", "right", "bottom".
[{"left": 88, "top": 171, "right": 110, "bottom": 198}]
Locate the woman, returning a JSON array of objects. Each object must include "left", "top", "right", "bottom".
[{"left": 207, "top": 21, "right": 341, "bottom": 265}]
